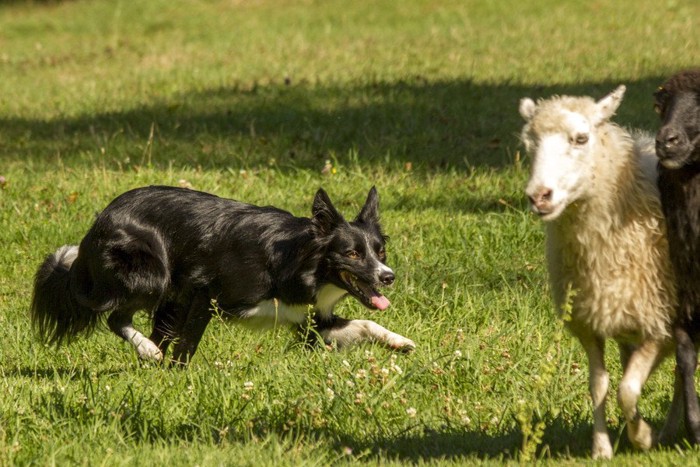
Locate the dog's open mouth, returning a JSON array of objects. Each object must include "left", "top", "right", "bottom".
[{"left": 339, "top": 271, "right": 390, "bottom": 310}]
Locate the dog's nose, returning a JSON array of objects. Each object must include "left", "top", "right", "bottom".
[{"left": 380, "top": 271, "right": 395, "bottom": 286}]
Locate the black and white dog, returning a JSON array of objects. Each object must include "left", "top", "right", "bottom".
[{"left": 31, "top": 185, "right": 415, "bottom": 364}]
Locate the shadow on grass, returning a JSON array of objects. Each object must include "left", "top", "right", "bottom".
[
  {"left": 0, "top": 77, "right": 669, "bottom": 172},
  {"left": 334, "top": 415, "right": 686, "bottom": 462},
  {"left": 7, "top": 362, "right": 683, "bottom": 462},
  {"left": 341, "top": 425, "right": 523, "bottom": 462}
]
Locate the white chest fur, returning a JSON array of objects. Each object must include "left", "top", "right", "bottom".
[
  {"left": 238, "top": 299, "right": 312, "bottom": 329},
  {"left": 237, "top": 285, "right": 348, "bottom": 329}
]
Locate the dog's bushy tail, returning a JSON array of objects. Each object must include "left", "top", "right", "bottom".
[{"left": 31, "top": 245, "right": 100, "bottom": 345}]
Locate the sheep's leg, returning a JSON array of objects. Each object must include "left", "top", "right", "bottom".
[
  {"left": 674, "top": 324, "right": 700, "bottom": 444},
  {"left": 618, "top": 342, "right": 634, "bottom": 369},
  {"left": 615, "top": 341, "right": 685, "bottom": 444},
  {"left": 578, "top": 332, "right": 613, "bottom": 459},
  {"left": 657, "top": 363, "right": 684, "bottom": 445},
  {"left": 618, "top": 339, "right": 668, "bottom": 450}
]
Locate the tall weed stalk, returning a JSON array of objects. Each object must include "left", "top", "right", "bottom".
[{"left": 516, "top": 285, "right": 575, "bottom": 462}]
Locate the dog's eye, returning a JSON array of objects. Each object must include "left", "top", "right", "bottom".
[
  {"left": 377, "top": 248, "right": 386, "bottom": 261},
  {"left": 345, "top": 250, "right": 360, "bottom": 260}
]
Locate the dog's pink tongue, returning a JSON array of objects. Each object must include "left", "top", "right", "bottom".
[{"left": 371, "top": 294, "right": 390, "bottom": 310}]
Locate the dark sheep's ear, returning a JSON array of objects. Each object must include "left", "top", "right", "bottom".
[
  {"left": 312, "top": 188, "right": 345, "bottom": 235},
  {"left": 355, "top": 186, "right": 380, "bottom": 225}
]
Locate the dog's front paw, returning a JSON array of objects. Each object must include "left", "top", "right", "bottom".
[{"left": 389, "top": 336, "right": 416, "bottom": 352}]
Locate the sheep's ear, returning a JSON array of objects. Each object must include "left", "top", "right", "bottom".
[
  {"left": 593, "top": 85, "right": 626, "bottom": 125},
  {"left": 519, "top": 98, "right": 536, "bottom": 121}
]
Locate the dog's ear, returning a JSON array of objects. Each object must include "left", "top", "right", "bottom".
[
  {"left": 312, "top": 188, "right": 345, "bottom": 235},
  {"left": 355, "top": 186, "right": 380, "bottom": 225}
]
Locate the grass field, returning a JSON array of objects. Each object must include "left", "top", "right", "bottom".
[{"left": 1, "top": 0, "right": 699, "bottom": 464}]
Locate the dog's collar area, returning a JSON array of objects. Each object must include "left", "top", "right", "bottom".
[{"left": 314, "top": 283, "right": 349, "bottom": 317}]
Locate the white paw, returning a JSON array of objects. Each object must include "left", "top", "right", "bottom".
[
  {"left": 388, "top": 335, "right": 416, "bottom": 352},
  {"left": 136, "top": 339, "right": 163, "bottom": 361}
]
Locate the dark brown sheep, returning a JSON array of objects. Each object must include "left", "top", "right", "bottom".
[{"left": 655, "top": 68, "right": 700, "bottom": 443}]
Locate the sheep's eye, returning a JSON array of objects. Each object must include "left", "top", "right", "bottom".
[
  {"left": 573, "top": 134, "right": 589, "bottom": 145},
  {"left": 346, "top": 250, "right": 360, "bottom": 259}
]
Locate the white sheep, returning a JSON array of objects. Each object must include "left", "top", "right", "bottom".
[{"left": 519, "top": 85, "right": 681, "bottom": 459}]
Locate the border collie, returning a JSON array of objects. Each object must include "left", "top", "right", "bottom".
[{"left": 31, "top": 185, "right": 415, "bottom": 364}]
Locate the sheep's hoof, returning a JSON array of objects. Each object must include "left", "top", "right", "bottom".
[
  {"left": 628, "top": 420, "right": 654, "bottom": 451},
  {"left": 592, "top": 436, "right": 613, "bottom": 460},
  {"left": 656, "top": 423, "right": 678, "bottom": 447}
]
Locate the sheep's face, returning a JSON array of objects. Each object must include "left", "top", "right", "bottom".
[
  {"left": 520, "top": 86, "right": 625, "bottom": 222},
  {"left": 654, "top": 87, "right": 700, "bottom": 169}
]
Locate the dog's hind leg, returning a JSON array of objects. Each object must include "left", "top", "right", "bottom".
[
  {"left": 170, "top": 293, "right": 213, "bottom": 365},
  {"left": 149, "top": 301, "right": 180, "bottom": 359},
  {"left": 316, "top": 317, "right": 415, "bottom": 351},
  {"left": 107, "top": 309, "right": 163, "bottom": 362}
]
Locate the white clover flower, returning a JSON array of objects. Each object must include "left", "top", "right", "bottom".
[{"left": 406, "top": 407, "right": 417, "bottom": 418}]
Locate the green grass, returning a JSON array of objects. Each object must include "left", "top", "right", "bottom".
[{"left": 0, "top": 0, "right": 699, "bottom": 464}]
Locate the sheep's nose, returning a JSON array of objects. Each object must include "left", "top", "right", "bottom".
[
  {"left": 528, "top": 188, "right": 552, "bottom": 209},
  {"left": 657, "top": 128, "right": 681, "bottom": 149}
]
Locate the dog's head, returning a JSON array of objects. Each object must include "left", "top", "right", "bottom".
[{"left": 312, "top": 187, "right": 394, "bottom": 310}]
